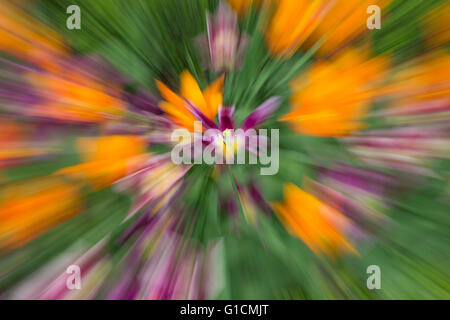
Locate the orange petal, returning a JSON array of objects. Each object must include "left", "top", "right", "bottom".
[
  {"left": 159, "top": 101, "right": 197, "bottom": 131},
  {"left": 0, "top": 177, "right": 83, "bottom": 250},
  {"left": 203, "top": 74, "right": 224, "bottom": 119},
  {"left": 272, "top": 183, "right": 358, "bottom": 258},
  {"left": 56, "top": 135, "right": 147, "bottom": 190},
  {"left": 155, "top": 79, "right": 187, "bottom": 111},
  {"left": 180, "top": 70, "right": 208, "bottom": 116}
]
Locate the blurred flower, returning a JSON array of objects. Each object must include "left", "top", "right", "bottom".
[
  {"left": 272, "top": 183, "right": 358, "bottom": 259},
  {"left": 265, "top": 0, "right": 391, "bottom": 58},
  {"left": 265, "top": 0, "right": 331, "bottom": 58},
  {"left": 345, "top": 126, "right": 449, "bottom": 177},
  {"left": 117, "top": 155, "right": 191, "bottom": 218},
  {"left": 106, "top": 212, "right": 223, "bottom": 299},
  {"left": 197, "top": 1, "right": 249, "bottom": 72},
  {"left": 156, "top": 71, "right": 224, "bottom": 131},
  {"left": 24, "top": 68, "right": 127, "bottom": 123},
  {"left": 215, "top": 96, "right": 280, "bottom": 161},
  {"left": 0, "top": 176, "right": 83, "bottom": 250},
  {"left": 176, "top": 96, "right": 280, "bottom": 166},
  {"left": 56, "top": 135, "right": 148, "bottom": 190},
  {"left": 280, "top": 48, "right": 388, "bottom": 137},
  {"left": 8, "top": 241, "right": 112, "bottom": 299},
  {"left": 379, "top": 53, "right": 450, "bottom": 110},
  {"left": 0, "top": 55, "right": 128, "bottom": 124},
  {"left": 347, "top": 53, "right": 450, "bottom": 176},
  {"left": 309, "top": 165, "right": 395, "bottom": 238},
  {"left": 0, "top": 1, "right": 67, "bottom": 71},
  {"left": 0, "top": 120, "right": 54, "bottom": 169}
]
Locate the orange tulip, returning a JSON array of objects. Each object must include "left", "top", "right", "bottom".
[
  {"left": 25, "top": 71, "right": 127, "bottom": 123},
  {"left": 156, "top": 71, "right": 224, "bottom": 131},
  {"left": 0, "top": 1, "right": 67, "bottom": 71},
  {"left": 265, "top": 0, "right": 392, "bottom": 58},
  {"left": 271, "top": 183, "right": 358, "bottom": 258},
  {"left": 56, "top": 135, "right": 147, "bottom": 190},
  {"left": 380, "top": 53, "right": 450, "bottom": 107},
  {"left": 0, "top": 177, "right": 83, "bottom": 250},
  {"left": 280, "top": 48, "right": 388, "bottom": 137},
  {"left": 0, "top": 121, "right": 48, "bottom": 167}
]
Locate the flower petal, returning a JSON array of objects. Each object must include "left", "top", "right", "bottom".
[
  {"left": 242, "top": 96, "right": 281, "bottom": 130},
  {"left": 219, "top": 105, "right": 235, "bottom": 130},
  {"left": 180, "top": 70, "right": 208, "bottom": 117},
  {"left": 203, "top": 74, "right": 225, "bottom": 118}
]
